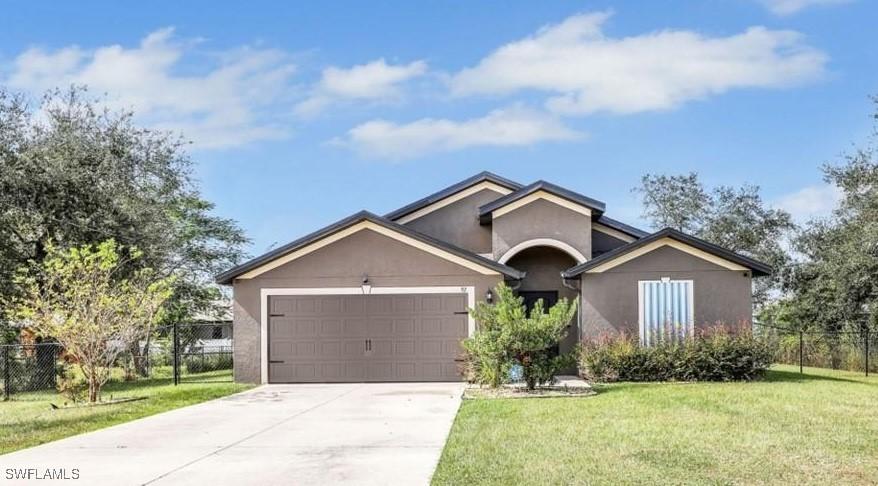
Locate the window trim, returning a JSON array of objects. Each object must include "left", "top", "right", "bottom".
[{"left": 637, "top": 278, "right": 695, "bottom": 345}]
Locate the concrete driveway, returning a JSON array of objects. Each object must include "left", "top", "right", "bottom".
[{"left": 0, "top": 383, "right": 464, "bottom": 485}]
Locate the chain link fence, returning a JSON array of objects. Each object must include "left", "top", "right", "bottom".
[
  {"left": 754, "top": 322, "right": 876, "bottom": 376},
  {"left": 1, "top": 323, "right": 233, "bottom": 400},
  {"left": 1, "top": 343, "right": 60, "bottom": 399}
]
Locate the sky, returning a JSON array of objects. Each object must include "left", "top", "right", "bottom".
[{"left": 1, "top": 0, "right": 875, "bottom": 256}]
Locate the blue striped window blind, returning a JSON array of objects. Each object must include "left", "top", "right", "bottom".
[{"left": 638, "top": 279, "right": 694, "bottom": 345}]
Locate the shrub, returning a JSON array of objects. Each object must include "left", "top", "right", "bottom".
[
  {"left": 579, "top": 328, "right": 775, "bottom": 382},
  {"left": 464, "top": 283, "right": 579, "bottom": 390},
  {"left": 184, "top": 353, "right": 233, "bottom": 374},
  {"left": 56, "top": 364, "right": 87, "bottom": 403}
]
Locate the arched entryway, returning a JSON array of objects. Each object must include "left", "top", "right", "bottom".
[{"left": 505, "top": 245, "right": 581, "bottom": 365}]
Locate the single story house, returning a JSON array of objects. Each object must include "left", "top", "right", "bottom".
[{"left": 217, "top": 172, "right": 770, "bottom": 384}]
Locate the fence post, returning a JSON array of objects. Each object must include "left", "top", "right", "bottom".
[
  {"left": 3, "top": 346, "right": 10, "bottom": 400},
  {"left": 865, "top": 328, "right": 870, "bottom": 378},
  {"left": 799, "top": 330, "right": 804, "bottom": 374},
  {"left": 174, "top": 321, "right": 180, "bottom": 386}
]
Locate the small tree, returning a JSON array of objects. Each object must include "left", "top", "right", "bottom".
[
  {"left": 465, "top": 283, "right": 578, "bottom": 390},
  {"left": 11, "top": 240, "right": 173, "bottom": 402}
]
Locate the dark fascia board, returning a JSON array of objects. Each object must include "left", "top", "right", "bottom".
[
  {"left": 593, "top": 215, "right": 649, "bottom": 239},
  {"left": 215, "top": 210, "right": 525, "bottom": 284},
  {"left": 478, "top": 180, "right": 606, "bottom": 224},
  {"left": 561, "top": 227, "right": 772, "bottom": 278},
  {"left": 384, "top": 171, "right": 523, "bottom": 221}
]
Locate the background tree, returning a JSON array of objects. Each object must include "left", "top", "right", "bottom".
[
  {"left": 772, "top": 99, "right": 878, "bottom": 338},
  {"left": 0, "top": 86, "right": 248, "bottom": 346},
  {"left": 634, "top": 173, "right": 795, "bottom": 307},
  {"left": 633, "top": 173, "right": 710, "bottom": 233},
  {"left": 12, "top": 240, "right": 174, "bottom": 402}
]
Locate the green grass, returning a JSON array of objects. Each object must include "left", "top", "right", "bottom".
[
  {"left": 1, "top": 369, "right": 252, "bottom": 455},
  {"left": 433, "top": 365, "right": 878, "bottom": 485}
]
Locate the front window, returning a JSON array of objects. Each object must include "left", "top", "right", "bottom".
[{"left": 638, "top": 278, "right": 694, "bottom": 345}]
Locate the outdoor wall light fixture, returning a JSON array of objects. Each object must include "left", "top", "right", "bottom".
[
  {"left": 485, "top": 289, "right": 493, "bottom": 304},
  {"left": 361, "top": 274, "right": 372, "bottom": 295}
]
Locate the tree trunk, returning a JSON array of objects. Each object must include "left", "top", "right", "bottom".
[
  {"left": 520, "top": 353, "right": 536, "bottom": 390},
  {"left": 130, "top": 340, "right": 149, "bottom": 377}
]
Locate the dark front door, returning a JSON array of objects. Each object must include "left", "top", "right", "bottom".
[
  {"left": 519, "top": 291, "right": 559, "bottom": 314},
  {"left": 518, "top": 291, "right": 561, "bottom": 357}
]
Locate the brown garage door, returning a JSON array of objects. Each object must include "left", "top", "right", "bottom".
[{"left": 268, "top": 293, "right": 468, "bottom": 383}]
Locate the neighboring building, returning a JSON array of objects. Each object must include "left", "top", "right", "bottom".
[
  {"left": 217, "top": 172, "right": 770, "bottom": 384},
  {"left": 188, "top": 303, "right": 233, "bottom": 351}
]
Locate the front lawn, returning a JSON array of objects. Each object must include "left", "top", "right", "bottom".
[
  {"left": 1, "top": 370, "right": 252, "bottom": 455},
  {"left": 434, "top": 365, "right": 878, "bottom": 485}
]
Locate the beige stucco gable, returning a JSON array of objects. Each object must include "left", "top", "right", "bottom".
[{"left": 491, "top": 198, "right": 592, "bottom": 262}]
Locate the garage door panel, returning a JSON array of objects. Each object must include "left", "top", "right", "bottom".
[
  {"left": 292, "top": 319, "right": 318, "bottom": 337},
  {"left": 343, "top": 297, "right": 365, "bottom": 315},
  {"left": 370, "top": 338, "right": 393, "bottom": 357},
  {"left": 270, "top": 341, "right": 293, "bottom": 356},
  {"left": 320, "top": 296, "right": 343, "bottom": 314},
  {"left": 269, "top": 318, "right": 294, "bottom": 338},
  {"left": 319, "top": 319, "right": 342, "bottom": 336},
  {"left": 392, "top": 295, "right": 416, "bottom": 312},
  {"left": 395, "top": 340, "right": 416, "bottom": 356},
  {"left": 342, "top": 318, "right": 368, "bottom": 336},
  {"left": 420, "top": 339, "right": 443, "bottom": 357},
  {"left": 342, "top": 339, "right": 366, "bottom": 358},
  {"left": 268, "top": 293, "right": 467, "bottom": 383},
  {"left": 319, "top": 340, "right": 342, "bottom": 357},
  {"left": 368, "top": 318, "right": 394, "bottom": 335},
  {"left": 394, "top": 318, "right": 415, "bottom": 334},
  {"left": 420, "top": 295, "right": 442, "bottom": 312}
]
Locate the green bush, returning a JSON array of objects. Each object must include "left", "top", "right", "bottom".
[
  {"left": 184, "top": 353, "right": 233, "bottom": 374},
  {"left": 579, "top": 328, "right": 775, "bottom": 382},
  {"left": 463, "top": 283, "right": 578, "bottom": 390}
]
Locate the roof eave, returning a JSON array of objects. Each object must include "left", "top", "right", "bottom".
[
  {"left": 561, "top": 228, "right": 772, "bottom": 278},
  {"left": 384, "top": 171, "right": 522, "bottom": 221},
  {"left": 477, "top": 180, "right": 606, "bottom": 223},
  {"left": 215, "top": 211, "right": 525, "bottom": 284}
]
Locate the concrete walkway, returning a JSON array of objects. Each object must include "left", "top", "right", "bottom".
[{"left": 0, "top": 383, "right": 465, "bottom": 485}]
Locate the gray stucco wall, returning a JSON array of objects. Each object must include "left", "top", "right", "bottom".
[
  {"left": 491, "top": 199, "right": 592, "bottom": 261},
  {"left": 591, "top": 230, "right": 629, "bottom": 257},
  {"left": 231, "top": 228, "right": 503, "bottom": 383},
  {"left": 580, "top": 245, "right": 753, "bottom": 340},
  {"left": 403, "top": 188, "right": 504, "bottom": 254}
]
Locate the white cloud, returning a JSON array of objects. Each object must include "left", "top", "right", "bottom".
[
  {"left": 774, "top": 183, "right": 842, "bottom": 221},
  {"left": 6, "top": 28, "right": 298, "bottom": 149},
  {"left": 450, "top": 12, "right": 827, "bottom": 116},
  {"left": 335, "top": 106, "right": 583, "bottom": 159},
  {"left": 295, "top": 58, "right": 427, "bottom": 116},
  {"left": 759, "top": 0, "right": 851, "bottom": 15}
]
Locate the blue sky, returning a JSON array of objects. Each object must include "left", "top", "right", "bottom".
[{"left": 2, "top": 0, "right": 875, "bottom": 255}]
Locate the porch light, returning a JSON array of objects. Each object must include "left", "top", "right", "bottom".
[
  {"left": 485, "top": 289, "right": 493, "bottom": 304},
  {"left": 361, "top": 275, "right": 372, "bottom": 295}
]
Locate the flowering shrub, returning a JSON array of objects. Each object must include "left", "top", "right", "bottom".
[{"left": 579, "top": 327, "right": 775, "bottom": 382}]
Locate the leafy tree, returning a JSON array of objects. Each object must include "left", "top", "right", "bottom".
[
  {"left": 11, "top": 240, "right": 174, "bottom": 402},
  {"left": 774, "top": 100, "right": 878, "bottom": 337},
  {"left": 0, "top": 86, "right": 248, "bottom": 346},
  {"left": 634, "top": 173, "right": 795, "bottom": 307},
  {"left": 465, "top": 284, "right": 578, "bottom": 390},
  {"left": 633, "top": 173, "right": 710, "bottom": 233}
]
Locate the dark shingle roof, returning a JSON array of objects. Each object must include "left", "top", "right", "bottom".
[
  {"left": 561, "top": 227, "right": 772, "bottom": 278},
  {"left": 384, "top": 171, "right": 522, "bottom": 221},
  {"left": 215, "top": 210, "right": 525, "bottom": 284},
  {"left": 478, "top": 180, "right": 606, "bottom": 223},
  {"left": 593, "top": 215, "right": 649, "bottom": 239}
]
